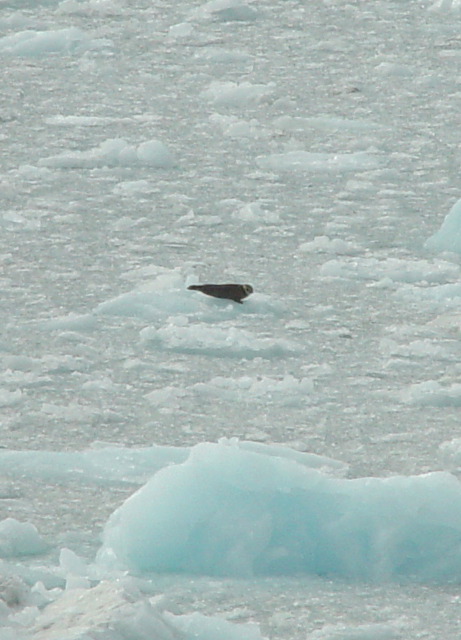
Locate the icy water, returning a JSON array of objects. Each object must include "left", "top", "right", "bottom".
[{"left": 3, "top": 0, "right": 461, "bottom": 638}]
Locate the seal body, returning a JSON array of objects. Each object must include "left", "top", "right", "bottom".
[{"left": 187, "top": 283, "right": 253, "bottom": 303}]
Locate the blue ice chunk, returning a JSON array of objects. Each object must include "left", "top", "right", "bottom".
[{"left": 97, "top": 440, "right": 461, "bottom": 582}]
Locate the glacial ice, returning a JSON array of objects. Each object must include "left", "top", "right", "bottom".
[
  {"left": 425, "top": 198, "right": 461, "bottom": 254},
  {"left": 97, "top": 439, "right": 461, "bottom": 582}
]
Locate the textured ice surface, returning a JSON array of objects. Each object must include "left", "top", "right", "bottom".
[
  {"left": 28, "top": 580, "right": 266, "bottom": 640},
  {"left": 98, "top": 439, "right": 461, "bottom": 581}
]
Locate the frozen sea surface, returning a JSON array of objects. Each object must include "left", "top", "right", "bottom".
[{"left": 3, "top": 0, "right": 461, "bottom": 638}]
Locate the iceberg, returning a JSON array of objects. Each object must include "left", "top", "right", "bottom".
[{"left": 97, "top": 439, "right": 461, "bottom": 582}]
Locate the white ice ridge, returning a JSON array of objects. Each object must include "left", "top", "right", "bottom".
[{"left": 96, "top": 439, "right": 461, "bottom": 582}]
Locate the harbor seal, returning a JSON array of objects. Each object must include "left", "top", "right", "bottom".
[{"left": 187, "top": 283, "right": 253, "bottom": 303}]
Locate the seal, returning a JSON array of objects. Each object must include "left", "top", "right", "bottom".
[{"left": 187, "top": 283, "right": 253, "bottom": 303}]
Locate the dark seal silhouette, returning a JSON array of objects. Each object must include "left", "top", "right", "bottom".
[{"left": 187, "top": 283, "right": 253, "bottom": 303}]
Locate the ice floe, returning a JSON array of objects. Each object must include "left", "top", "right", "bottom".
[
  {"left": 308, "top": 622, "right": 400, "bottom": 640},
  {"left": 0, "top": 27, "right": 110, "bottom": 57},
  {"left": 140, "top": 322, "right": 298, "bottom": 358},
  {"left": 440, "top": 438, "right": 461, "bottom": 470},
  {"left": 273, "top": 115, "right": 384, "bottom": 134},
  {"left": 57, "top": 0, "right": 124, "bottom": 16},
  {"left": 429, "top": 0, "right": 461, "bottom": 11},
  {"left": 0, "top": 520, "right": 48, "bottom": 558},
  {"left": 95, "top": 268, "right": 284, "bottom": 322},
  {"left": 190, "top": 374, "right": 315, "bottom": 406},
  {"left": 298, "top": 236, "right": 363, "bottom": 256},
  {"left": 189, "top": 0, "right": 259, "bottom": 23},
  {"left": 202, "top": 81, "right": 275, "bottom": 107},
  {"left": 0, "top": 440, "right": 344, "bottom": 487},
  {"left": 38, "top": 138, "right": 175, "bottom": 170},
  {"left": 320, "top": 256, "right": 460, "bottom": 284},
  {"left": 403, "top": 380, "right": 461, "bottom": 406},
  {"left": 146, "top": 374, "right": 316, "bottom": 410}
]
